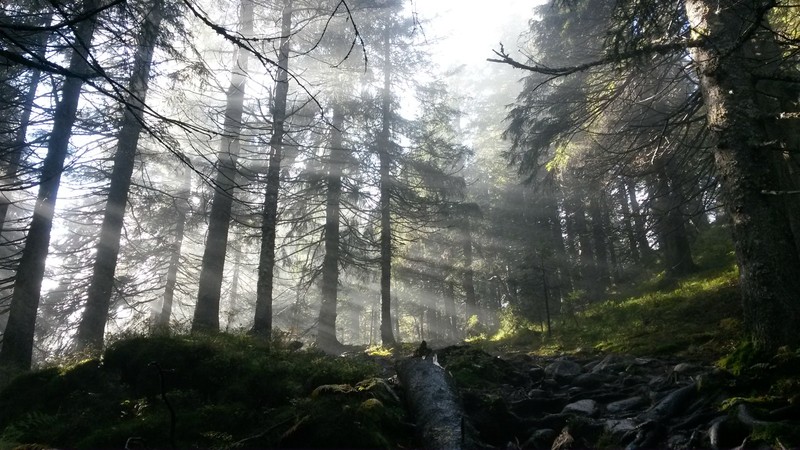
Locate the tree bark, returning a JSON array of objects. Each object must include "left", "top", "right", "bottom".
[
  {"left": 685, "top": 0, "right": 800, "bottom": 352},
  {"left": 396, "top": 356, "right": 465, "bottom": 449},
  {"left": 444, "top": 281, "right": 457, "bottom": 340},
  {"left": 252, "top": 0, "right": 292, "bottom": 337},
  {"left": 156, "top": 171, "right": 190, "bottom": 330},
  {"left": 0, "top": 13, "right": 51, "bottom": 235},
  {"left": 462, "top": 216, "right": 477, "bottom": 322},
  {"left": 378, "top": 25, "right": 395, "bottom": 346},
  {"left": 0, "top": 0, "right": 99, "bottom": 370},
  {"left": 193, "top": 0, "right": 253, "bottom": 332},
  {"left": 617, "top": 179, "right": 640, "bottom": 263},
  {"left": 652, "top": 170, "right": 696, "bottom": 278},
  {"left": 316, "top": 106, "right": 344, "bottom": 351},
  {"left": 75, "top": 0, "right": 164, "bottom": 350},
  {"left": 626, "top": 179, "right": 652, "bottom": 261},
  {"left": 588, "top": 190, "right": 610, "bottom": 287}
]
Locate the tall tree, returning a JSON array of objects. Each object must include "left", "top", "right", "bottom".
[
  {"left": 252, "top": 0, "right": 293, "bottom": 337},
  {"left": 0, "top": 9, "right": 51, "bottom": 236},
  {"left": 494, "top": 0, "right": 800, "bottom": 352},
  {"left": 0, "top": 0, "right": 102, "bottom": 370},
  {"left": 316, "top": 105, "right": 345, "bottom": 351},
  {"left": 155, "top": 168, "right": 191, "bottom": 329},
  {"left": 192, "top": 0, "right": 254, "bottom": 332},
  {"left": 75, "top": 0, "right": 166, "bottom": 350},
  {"left": 377, "top": 19, "right": 396, "bottom": 346},
  {"left": 684, "top": 0, "right": 800, "bottom": 352}
]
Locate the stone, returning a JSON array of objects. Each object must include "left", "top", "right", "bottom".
[
  {"left": 604, "top": 418, "right": 637, "bottom": 437},
  {"left": 528, "top": 366, "right": 545, "bottom": 382},
  {"left": 545, "top": 359, "right": 583, "bottom": 383},
  {"left": 572, "top": 372, "right": 609, "bottom": 388},
  {"left": 606, "top": 396, "right": 646, "bottom": 414},
  {"left": 522, "top": 428, "right": 557, "bottom": 449},
  {"left": 527, "top": 388, "right": 548, "bottom": 398},
  {"left": 510, "top": 396, "right": 567, "bottom": 416},
  {"left": 643, "top": 383, "right": 697, "bottom": 421},
  {"left": 591, "top": 355, "right": 630, "bottom": 374},
  {"left": 562, "top": 399, "right": 598, "bottom": 417},
  {"left": 708, "top": 415, "right": 751, "bottom": 449}
]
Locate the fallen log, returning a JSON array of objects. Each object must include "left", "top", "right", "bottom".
[{"left": 396, "top": 353, "right": 464, "bottom": 449}]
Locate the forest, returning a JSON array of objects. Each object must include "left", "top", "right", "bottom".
[{"left": 1, "top": 0, "right": 800, "bottom": 448}]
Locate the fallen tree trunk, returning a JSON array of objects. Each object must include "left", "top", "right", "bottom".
[{"left": 396, "top": 356, "right": 464, "bottom": 449}]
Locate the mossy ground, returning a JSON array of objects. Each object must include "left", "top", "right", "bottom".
[
  {"left": 0, "top": 334, "right": 413, "bottom": 449},
  {"left": 481, "top": 226, "right": 743, "bottom": 362}
]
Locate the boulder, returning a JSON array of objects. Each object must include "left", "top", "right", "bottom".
[
  {"left": 591, "top": 355, "right": 631, "bottom": 374},
  {"left": 606, "top": 396, "right": 646, "bottom": 414},
  {"left": 562, "top": 399, "right": 599, "bottom": 417},
  {"left": 545, "top": 359, "right": 583, "bottom": 383},
  {"left": 642, "top": 383, "right": 697, "bottom": 421},
  {"left": 522, "top": 428, "right": 557, "bottom": 449}
]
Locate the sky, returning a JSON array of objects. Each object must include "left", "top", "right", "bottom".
[{"left": 411, "top": 0, "right": 544, "bottom": 69}]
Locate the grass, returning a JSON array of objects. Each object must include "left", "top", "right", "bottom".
[{"left": 487, "top": 262, "right": 742, "bottom": 362}]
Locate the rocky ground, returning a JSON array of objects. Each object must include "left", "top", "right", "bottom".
[{"left": 414, "top": 345, "right": 800, "bottom": 449}]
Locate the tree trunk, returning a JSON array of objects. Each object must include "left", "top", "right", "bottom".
[
  {"left": 462, "top": 216, "right": 477, "bottom": 322},
  {"left": 617, "top": 179, "right": 640, "bottom": 263},
  {"left": 685, "top": 0, "right": 800, "bottom": 352},
  {"left": 225, "top": 244, "right": 242, "bottom": 331},
  {"left": 316, "top": 106, "right": 344, "bottom": 351},
  {"left": 252, "top": 0, "right": 292, "bottom": 337},
  {"left": 0, "top": 14, "right": 51, "bottom": 235},
  {"left": 0, "top": 0, "right": 99, "bottom": 370},
  {"left": 543, "top": 178, "right": 570, "bottom": 299},
  {"left": 193, "top": 0, "right": 253, "bottom": 332},
  {"left": 443, "top": 281, "right": 457, "bottom": 340},
  {"left": 626, "top": 179, "right": 652, "bottom": 261},
  {"left": 156, "top": 171, "right": 190, "bottom": 330},
  {"left": 378, "top": 26, "right": 395, "bottom": 346},
  {"left": 396, "top": 357, "right": 465, "bottom": 449},
  {"left": 744, "top": 29, "right": 800, "bottom": 257},
  {"left": 653, "top": 170, "right": 696, "bottom": 278},
  {"left": 75, "top": 0, "right": 164, "bottom": 350},
  {"left": 588, "top": 190, "right": 610, "bottom": 287}
]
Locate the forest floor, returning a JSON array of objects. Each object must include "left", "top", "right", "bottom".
[{"left": 1, "top": 260, "right": 799, "bottom": 448}]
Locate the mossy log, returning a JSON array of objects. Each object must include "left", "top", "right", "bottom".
[{"left": 396, "top": 356, "right": 464, "bottom": 449}]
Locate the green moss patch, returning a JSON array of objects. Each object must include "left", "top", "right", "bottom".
[{"left": 0, "top": 333, "right": 410, "bottom": 449}]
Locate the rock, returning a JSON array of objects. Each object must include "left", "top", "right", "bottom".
[
  {"left": 545, "top": 359, "right": 583, "bottom": 383},
  {"left": 528, "top": 366, "right": 545, "bottom": 382},
  {"left": 510, "top": 396, "right": 567, "bottom": 416},
  {"left": 604, "top": 418, "right": 637, "bottom": 436},
  {"left": 591, "top": 355, "right": 630, "bottom": 374},
  {"left": 606, "top": 396, "right": 646, "bottom": 414},
  {"left": 562, "top": 399, "right": 598, "bottom": 417},
  {"left": 626, "top": 421, "right": 666, "bottom": 449},
  {"left": 572, "top": 372, "right": 609, "bottom": 388},
  {"left": 708, "top": 415, "right": 751, "bottom": 449},
  {"left": 642, "top": 383, "right": 697, "bottom": 421},
  {"left": 527, "top": 413, "right": 571, "bottom": 431},
  {"left": 522, "top": 428, "right": 556, "bottom": 449},
  {"left": 672, "top": 362, "right": 697, "bottom": 374},
  {"left": 528, "top": 388, "right": 549, "bottom": 398}
]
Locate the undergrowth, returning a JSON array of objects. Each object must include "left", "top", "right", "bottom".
[
  {"left": 0, "top": 333, "right": 411, "bottom": 449},
  {"left": 484, "top": 225, "right": 743, "bottom": 362}
]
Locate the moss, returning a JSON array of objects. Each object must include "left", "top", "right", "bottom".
[
  {"left": 751, "top": 422, "right": 800, "bottom": 447},
  {"left": 0, "top": 333, "right": 396, "bottom": 449},
  {"left": 718, "top": 341, "right": 759, "bottom": 376}
]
